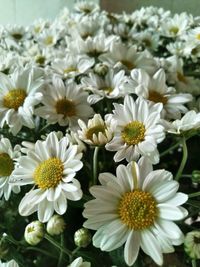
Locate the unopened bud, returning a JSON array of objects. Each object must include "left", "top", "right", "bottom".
[
  {"left": 184, "top": 231, "right": 200, "bottom": 259},
  {"left": 46, "top": 215, "right": 66, "bottom": 236},
  {"left": 94, "top": 63, "right": 108, "bottom": 76},
  {"left": 192, "top": 170, "right": 200, "bottom": 183},
  {"left": 0, "top": 235, "right": 10, "bottom": 259},
  {"left": 24, "top": 221, "right": 44, "bottom": 246},
  {"left": 74, "top": 228, "right": 91, "bottom": 248}
]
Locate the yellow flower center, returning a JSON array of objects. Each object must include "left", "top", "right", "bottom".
[
  {"left": 143, "top": 38, "right": 151, "bottom": 47},
  {"left": 101, "top": 87, "right": 113, "bottom": 94},
  {"left": 121, "top": 121, "right": 145, "bottom": 145},
  {"left": 148, "top": 90, "right": 168, "bottom": 105},
  {"left": 64, "top": 67, "right": 78, "bottom": 74},
  {"left": 55, "top": 98, "right": 76, "bottom": 118},
  {"left": 86, "top": 125, "right": 106, "bottom": 141},
  {"left": 34, "top": 158, "right": 64, "bottom": 189},
  {"left": 44, "top": 36, "right": 53, "bottom": 45},
  {"left": 3, "top": 89, "right": 27, "bottom": 111},
  {"left": 35, "top": 55, "right": 46, "bottom": 65},
  {"left": 177, "top": 72, "right": 187, "bottom": 84},
  {"left": 118, "top": 190, "right": 157, "bottom": 230},
  {"left": 196, "top": 33, "right": 200, "bottom": 40},
  {"left": 0, "top": 153, "right": 14, "bottom": 177},
  {"left": 120, "top": 60, "right": 135, "bottom": 70},
  {"left": 169, "top": 26, "right": 179, "bottom": 35}
]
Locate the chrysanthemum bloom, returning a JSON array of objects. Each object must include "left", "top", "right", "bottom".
[
  {"left": 127, "top": 68, "right": 193, "bottom": 119},
  {"left": 35, "top": 76, "right": 94, "bottom": 130},
  {"left": 162, "top": 110, "right": 200, "bottom": 135},
  {"left": 68, "top": 257, "right": 91, "bottom": 267},
  {"left": 10, "top": 132, "right": 83, "bottom": 222},
  {"left": 83, "top": 158, "right": 188, "bottom": 266},
  {"left": 106, "top": 95, "right": 165, "bottom": 164},
  {"left": 0, "top": 66, "right": 43, "bottom": 135},
  {"left": 78, "top": 114, "right": 113, "bottom": 146},
  {"left": 0, "top": 137, "right": 21, "bottom": 200}
]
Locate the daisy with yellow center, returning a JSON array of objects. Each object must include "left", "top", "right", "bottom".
[
  {"left": 0, "top": 66, "right": 43, "bottom": 135},
  {"left": 83, "top": 157, "right": 188, "bottom": 266},
  {"left": 106, "top": 95, "right": 165, "bottom": 164},
  {"left": 11, "top": 132, "right": 83, "bottom": 222},
  {"left": 78, "top": 114, "right": 113, "bottom": 146},
  {"left": 35, "top": 76, "right": 94, "bottom": 130},
  {"left": 0, "top": 137, "right": 21, "bottom": 201},
  {"left": 127, "top": 68, "right": 193, "bottom": 119}
]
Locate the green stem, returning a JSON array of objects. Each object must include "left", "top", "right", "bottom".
[
  {"left": 175, "top": 137, "right": 188, "bottom": 181},
  {"left": 192, "top": 259, "right": 197, "bottom": 267},
  {"left": 44, "top": 234, "right": 72, "bottom": 258},
  {"left": 160, "top": 139, "right": 182, "bottom": 157},
  {"left": 189, "top": 191, "right": 200, "bottom": 198},
  {"left": 57, "top": 234, "right": 64, "bottom": 267},
  {"left": 93, "top": 146, "right": 100, "bottom": 185},
  {"left": 26, "top": 247, "right": 57, "bottom": 259}
]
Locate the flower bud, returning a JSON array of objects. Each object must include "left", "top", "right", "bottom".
[
  {"left": 184, "top": 231, "right": 200, "bottom": 259},
  {"left": 0, "top": 235, "right": 10, "bottom": 259},
  {"left": 24, "top": 221, "right": 44, "bottom": 246},
  {"left": 94, "top": 63, "right": 108, "bottom": 76},
  {"left": 192, "top": 170, "right": 200, "bottom": 183},
  {"left": 46, "top": 215, "right": 66, "bottom": 236},
  {"left": 74, "top": 228, "right": 91, "bottom": 248}
]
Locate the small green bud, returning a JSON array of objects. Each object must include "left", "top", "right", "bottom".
[
  {"left": 46, "top": 215, "right": 66, "bottom": 236},
  {"left": 94, "top": 63, "right": 108, "bottom": 76},
  {"left": 0, "top": 235, "right": 10, "bottom": 259},
  {"left": 24, "top": 221, "right": 44, "bottom": 246},
  {"left": 184, "top": 231, "right": 200, "bottom": 259},
  {"left": 192, "top": 170, "right": 200, "bottom": 183},
  {"left": 74, "top": 228, "right": 91, "bottom": 248}
]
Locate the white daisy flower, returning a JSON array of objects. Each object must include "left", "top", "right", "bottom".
[
  {"left": 128, "top": 68, "right": 193, "bottom": 119},
  {"left": 74, "top": 0, "right": 99, "bottom": 15},
  {"left": 35, "top": 76, "right": 94, "bottom": 130},
  {"left": 0, "top": 66, "right": 43, "bottom": 135},
  {"left": 0, "top": 259, "right": 19, "bottom": 267},
  {"left": 162, "top": 110, "right": 200, "bottom": 135},
  {"left": 83, "top": 158, "right": 188, "bottom": 266},
  {"left": 81, "top": 69, "right": 127, "bottom": 104},
  {"left": 51, "top": 54, "right": 94, "bottom": 78},
  {"left": 106, "top": 95, "right": 165, "bottom": 164},
  {"left": 68, "top": 257, "right": 91, "bottom": 267},
  {"left": 99, "top": 42, "right": 157, "bottom": 74},
  {"left": 0, "top": 137, "right": 21, "bottom": 201},
  {"left": 78, "top": 114, "right": 113, "bottom": 146},
  {"left": 10, "top": 132, "right": 83, "bottom": 222}
]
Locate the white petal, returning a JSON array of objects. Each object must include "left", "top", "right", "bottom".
[
  {"left": 141, "top": 229, "right": 163, "bottom": 266},
  {"left": 124, "top": 231, "right": 140, "bottom": 266},
  {"left": 38, "top": 199, "right": 54, "bottom": 222},
  {"left": 54, "top": 194, "right": 67, "bottom": 215},
  {"left": 157, "top": 204, "right": 188, "bottom": 220}
]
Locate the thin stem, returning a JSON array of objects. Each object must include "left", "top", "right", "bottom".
[
  {"left": 44, "top": 234, "right": 72, "bottom": 258},
  {"left": 57, "top": 234, "right": 64, "bottom": 267},
  {"left": 175, "top": 137, "right": 188, "bottom": 181},
  {"left": 189, "top": 191, "right": 200, "bottom": 198},
  {"left": 26, "top": 247, "right": 57, "bottom": 259},
  {"left": 192, "top": 259, "right": 197, "bottom": 267},
  {"left": 93, "top": 146, "right": 100, "bottom": 185},
  {"left": 160, "top": 140, "right": 182, "bottom": 157}
]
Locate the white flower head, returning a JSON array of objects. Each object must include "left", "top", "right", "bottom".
[
  {"left": 35, "top": 76, "right": 94, "bottom": 130},
  {"left": 0, "top": 66, "right": 43, "bottom": 135},
  {"left": 10, "top": 132, "right": 83, "bottom": 222},
  {"left": 68, "top": 257, "right": 91, "bottom": 267},
  {"left": 0, "top": 137, "right": 21, "bottom": 201},
  {"left": 78, "top": 114, "right": 113, "bottom": 146},
  {"left": 162, "top": 110, "right": 200, "bottom": 135},
  {"left": 83, "top": 158, "right": 188, "bottom": 266},
  {"left": 106, "top": 95, "right": 165, "bottom": 164},
  {"left": 128, "top": 68, "right": 193, "bottom": 119}
]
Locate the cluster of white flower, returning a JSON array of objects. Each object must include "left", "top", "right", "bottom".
[{"left": 0, "top": 1, "right": 200, "bottom": 267}]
